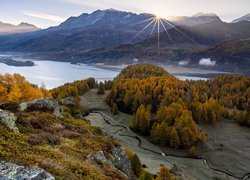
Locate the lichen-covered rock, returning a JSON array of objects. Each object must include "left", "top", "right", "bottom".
[
  {"left": 110, "top": 146, "right": 132, "bottom": 177},
  {"left": 88, "top": 151, "right": 115, "bottom": 168},
  {"left": 59, "top": 97, "right": 75, "bottom": 107},
  {"left": 88, "top": 146, "right": 132, "bottom": 178},
  {"left": 0, "top": 109, "right": 18, "bottom": 132},
  {"left": 0, "top": 161, "right": 54, "bottom": 180},
  {"left": 25, "top": 98, "right": 62, "bottom": 117}
]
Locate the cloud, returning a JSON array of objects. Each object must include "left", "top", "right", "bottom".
[
  {"left": 22, "top": 11, "right": 65, "bottom": 23},
  {"left": 178, "top": 60, "right": 189, "bottom": 65},
  {"left": 199, "top": 58, "right": 216, "bottom": 66}
]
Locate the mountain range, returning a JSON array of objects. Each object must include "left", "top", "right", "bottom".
[
  {"left": 0, "top": 22, "right": 39, "bottom": 35},
  {"left": 0, "top": 9, "right": 249, "bottom": 74}
]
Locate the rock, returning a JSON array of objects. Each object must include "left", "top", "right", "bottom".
[
  {"left": 0, "top": 109, "right": 18, "bottom": 132},
  {"left": 25, "top": 98, "right": 62, "bottom": 117},
  {"left": 59, "top": 97, "right": 75, "bottom": 107},
  {"left": 0, "top": 160, "right": 54, "bottom": 180},
  {"left": 87, "top": 146, "right": 132, "bottom": 178},
  {"left": 110, "top": 146, "right": 132, "bottom": 177},
  {"left": 88, "top": 151, "right": 115, "bottom": 168}
]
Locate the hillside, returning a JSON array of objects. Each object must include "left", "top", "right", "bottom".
[{"left": 189, "top": 39, "right": 250, "bottom": 74}]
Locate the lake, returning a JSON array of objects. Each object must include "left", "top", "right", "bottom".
[{"left": 0, "top": 56, "right": 212, "bottom": 89}]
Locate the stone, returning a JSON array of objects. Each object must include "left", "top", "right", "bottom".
[
  {"left": 110, "top": 146, "right": 132, "bottom": 177},
  {"left": 59, "top": 97, "right": 75, "bottom": 107},
  {"left": 0, "top": 161, "right": 54, "bottom": 180},
  {"left": 25, "top": 98, "right": 62, "bottom": 117},
  {"left": 87, "top": 146, "right": 132, "bottom": 178},
  {"left": 0, "top": 109, "right": 18, "bottom": 132}
]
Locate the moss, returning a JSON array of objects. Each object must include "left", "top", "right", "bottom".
[{"left": 0, "top": 111, "right": 118, "bottom": 179}]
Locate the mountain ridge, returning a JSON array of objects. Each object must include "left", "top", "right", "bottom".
[{"left": 0, "top": 21, "right": 39, "bottom": 35}]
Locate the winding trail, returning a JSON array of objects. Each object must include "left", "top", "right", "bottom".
[{"left": 80, "top": 89, "right": 250, "bottom": 180}]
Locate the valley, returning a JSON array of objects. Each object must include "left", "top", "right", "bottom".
[
  {"left": 0, "top": 2, "right": 249, "bottom": 179},
  {"left": 81, "top": 89, "right": 250, "bottom": 180}
]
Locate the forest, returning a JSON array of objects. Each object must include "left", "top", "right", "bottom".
[
  {"left": 107, "top": 64, "right": 250, "bottom": 151},
  {"left": 0, "top": 73, "right": 50, "bottom": 103}
]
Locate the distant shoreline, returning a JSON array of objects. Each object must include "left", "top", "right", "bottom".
[{"left": 0, "top": 57, "right": 34, "bottom": 67}]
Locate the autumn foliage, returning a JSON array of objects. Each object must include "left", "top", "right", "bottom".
[
  {"left": 50, "top": 78, "right": 95, "bottom": 99},
  {"left": 0, "top": 73, "right": 50, "bottom": 103},
  {"left": 107, "top": 64, "right": 250, "bottom": 149}
]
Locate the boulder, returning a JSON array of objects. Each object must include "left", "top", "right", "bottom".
[
  {"left": 0, "top": 161, "right": 54, "bottom": 180},
  {"left": 59, "top": 97, "right": 75, "bottom": 107},
  {"left": 0, "top": 109, "right": 18, "bottom": 132},
  {"left": 110, "top": 146, "right": 132, "bottom": 177},
  {"left": 87, "top": 146, "right": 132, "bottom": 178},
  {"left": 24, "top": 98, "right": 62, "bottom": 117}
]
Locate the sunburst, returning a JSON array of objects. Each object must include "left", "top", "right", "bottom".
[{"left": 133, "top": 15, "right": 195, "bottom": 56}]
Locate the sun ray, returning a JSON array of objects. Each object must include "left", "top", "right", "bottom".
[
  {"left": 133, "top": 18, "right": 156, "bottom": 39},
  {"left": 162, "top": 19, "right": 197, "bottom": 43},
  {"left": 134, "top": 17, "right": 156, "bottom": 25},
  {"left": 149, "top": 19, "right": 158, "bottom": 37},
  {"left": 157, "top": 19, "right": 160, "bottom": 53},
  {"left": 159, "top": 19, "right": 173, "bottom": 42}
]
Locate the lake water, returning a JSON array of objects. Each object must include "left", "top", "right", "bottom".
[{"left": 0, "top": 56, "right": 209, "bottom": 89}]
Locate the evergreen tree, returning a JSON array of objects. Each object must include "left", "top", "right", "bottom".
[
  {"left": 139, "top": 171, "right": 154, "bottom": 180},
  {"left": 169, "top": 127, "right": 180, "bottom": 149},
  {"left": 156, "top": 166, "right": 172, "bottom": 180},
  {"left": 131, "top": 154, "right": 142, "bottom": 177},
  {"left": 111, "top": 103, "right": 118, "bottom": 115},
  {"left": 97, "top": 82, "right": 105, "bottom": 94}
]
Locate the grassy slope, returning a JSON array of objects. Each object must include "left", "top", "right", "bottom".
[{"left": 0, "top": 111, "right": 124, "bottom": 180}]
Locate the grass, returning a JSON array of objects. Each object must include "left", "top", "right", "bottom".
[{"left": 0, "top": 111, "right": 121, "bottom": 180}]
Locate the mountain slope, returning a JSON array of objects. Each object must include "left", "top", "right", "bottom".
[
  {"left": 70, "top": 21, "right": 250, "bottom": 64},
  {"left": 232, "top": 13, "right": 250, "bottom": 23},
  {"left": 0, "top": 10, "right": 230, "bottom": 53},
  {"left": 189, "top": 39, "right": 250, "bottom": 74},
  {"left": 0, "top": 9, "right": 166, "bottom": 52},
  {"left": 169, "top": 12, "right": 222, "bottom": 26},
  {"left": 0, "top": 21, "right": 39, "bottom": 35}
]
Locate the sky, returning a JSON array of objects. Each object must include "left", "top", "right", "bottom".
[{"left": 1, "top": 0, "right": 249, "bottom": 28}]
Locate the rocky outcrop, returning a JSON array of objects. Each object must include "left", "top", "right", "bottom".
[
  {"left": 0, "top": 161, "right": 54, "bottom": 180},
  {"left": 59, "top": 97, "right": 75, "bottom": 107},
  {"left": 0, "top": 109, "right": 18, "bottom": 132},
  {"left": 88, "top": 146, "right": 132, "bottom": 178},
  {"left": 110, "top": 146, "right": 132, "bottom": 177},
  {"left": 21, "top": 98, "right": 62, "bottom": 117}
]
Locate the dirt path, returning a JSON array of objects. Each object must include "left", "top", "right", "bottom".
[{"left": 80, "top": 89, "right": 239, "bottom": 180}]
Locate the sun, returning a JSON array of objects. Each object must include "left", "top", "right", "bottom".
[{"left": 155, "top": 15, "right": 161, "bottom": 20}]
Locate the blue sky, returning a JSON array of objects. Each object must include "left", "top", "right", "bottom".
[{"left": 1, "top": 0, "right": 249, "bottom": 28}]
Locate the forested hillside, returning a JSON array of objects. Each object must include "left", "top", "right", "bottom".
[{"left": 107, "top": 64, "right": 250, "bottom": 152}]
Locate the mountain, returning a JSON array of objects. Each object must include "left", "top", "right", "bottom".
[
  {"left": 0, "top": 10, "right": 224, "bottom": 54},
  {"left": 0, "top": 9, "right": 168, "bottom": 52},
  {"left": 0, "top": 21, "right": 39, "bottom": 35},
  {"left": 168, "top": 12, "right": 222, "bottom": 26},
  {"left": 70, "top": 20, "right": 250, "bottom": 63},
  {"left": 232, "top": 13, "right": 250, "bottom": 23},
  {"left": 189, "top": 38, "right": 250, "bottom": 74}
]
